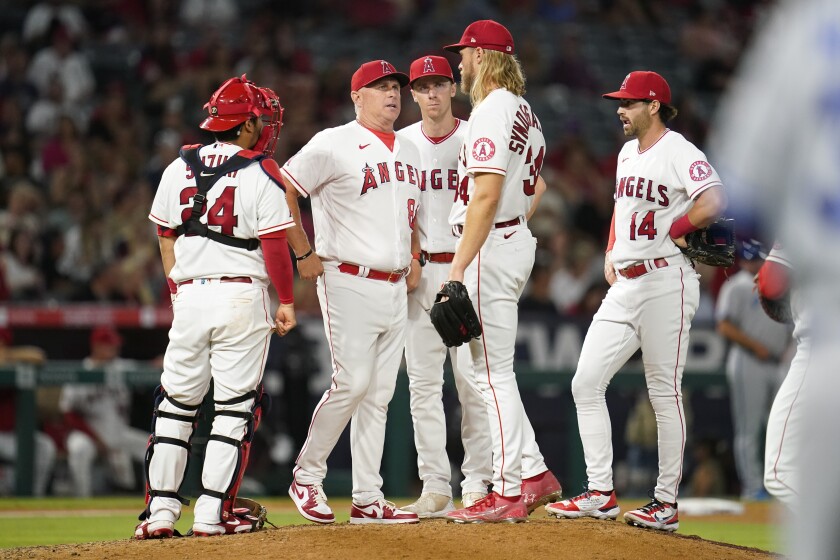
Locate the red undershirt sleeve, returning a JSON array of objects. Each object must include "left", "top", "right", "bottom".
[
  {"left": 756, "top": 260, "right": 790, "bottom": 300},
  {"left": 606, "top": 209, "right": 616, "bottom": 253},
  {"left": 261, "top": 231, "right": 294, "bottom": 304}
]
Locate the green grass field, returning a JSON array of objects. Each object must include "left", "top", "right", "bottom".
[{"left": 0, "top": 497, "right": 781, "bottom": 552}]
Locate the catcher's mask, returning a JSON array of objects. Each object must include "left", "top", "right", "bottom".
[{"left": 200, "top": 74, "right": 284, "bottom": 157}]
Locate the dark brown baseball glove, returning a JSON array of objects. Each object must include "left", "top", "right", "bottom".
[
  {"left": 680, "top": 218, "right": 736, "bottom": 267},
  {"left": 430, "top": 281, "right": 482, "bottom": 347}
]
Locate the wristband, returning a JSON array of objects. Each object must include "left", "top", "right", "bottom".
[
  {"left": 296, "top": 248, "right": 313, "bottom": 261},
  {"left": 669, "top": 214, "right": 698, "bottom": 239}
]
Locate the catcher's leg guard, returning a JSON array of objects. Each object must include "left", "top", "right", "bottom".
[
  {"left": 137, "top": 386, "right": 200, "bottom": 534},
  {"left": 192, "top": 386, "right": 268, "bottom": 533}
]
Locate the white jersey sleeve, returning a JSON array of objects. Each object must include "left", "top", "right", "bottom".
[
  {"left": 148, "top": 143, "right": 293, "bottom": 284},
  {"left": 279, "top": 130, "right": 336, "bottom": 197},
  {"left": 671, "top": 143, "right": 723, "bottom": 200},
  {"left": 450, "top": 89, "right": 546, "bottom": 226}
]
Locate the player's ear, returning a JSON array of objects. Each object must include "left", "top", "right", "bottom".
[{"left": 449, "top": 81, "right": 456, "bottom": 98}]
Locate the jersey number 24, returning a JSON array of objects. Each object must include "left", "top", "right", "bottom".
[{"left": 179, "top": 186, "right": 239, "bottom": 236}]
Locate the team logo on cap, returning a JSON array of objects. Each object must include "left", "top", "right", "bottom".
[
  {"left": 423, "top": 57, "right": 435, "bottom": 74},
  {"left": 381, "top": 61, "right": 393, "bottom": 74},
  {"left": 689, "top": 160, "right": 713, "bottom": 182},
  {"left": 472, "top": 137, "right": 495, "bottom": 162},
  {"left": 210, "top": 106, "right": 218, "bottom": 115},
  {"left": 620, "top": 73, "right": 630, "bottom": 90}
]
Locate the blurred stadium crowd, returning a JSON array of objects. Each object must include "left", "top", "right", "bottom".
[{"left": 0, "top": 0, "right": 771, "bottom": 315}]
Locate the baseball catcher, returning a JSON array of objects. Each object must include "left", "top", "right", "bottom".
[
  {"left": 430, "top": 281, "right": 482, "bottom": 347},
  {"left": 679, "top": 217, "right": 736, "bottom": 267}
]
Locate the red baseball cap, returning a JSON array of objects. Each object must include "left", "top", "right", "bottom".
[
  {"left": 351, "top": 60, "right": 409, "bottom": 92},
  {"left": 90, "top": 327, "right": 123, "bottom": 347},
  {"left": 602, "top": 71, "right": 671, "bottom": 104},
  {"left": 409, "top": 55, "right": 454, "bottom": 85},
  {"left": 444, "top": 20, "right": 515, "bottom": 55}
]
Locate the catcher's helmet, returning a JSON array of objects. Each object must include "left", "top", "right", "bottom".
[{"left": 200, "top": 74, "right": 284, "bottom": 156}]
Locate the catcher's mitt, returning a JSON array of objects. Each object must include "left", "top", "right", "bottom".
[
  {"left": 680, "top": 218, "right": 735, "bottom": 267},
  {"left": 759, "top": 292, "right": 793, "bottom": 324},
  {"left": 430, "top": 281, "right": 482, "bottom": 347},
  {"left": 232, "top": 497, "right": 272, "bottom": 530}
]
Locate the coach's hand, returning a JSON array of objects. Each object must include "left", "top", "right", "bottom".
[
  {"left": 297, "top": 252, "right": 324, "bottom": 281},
  {"left": 406, "top": 259, "right": 421, "bottom": 293}
]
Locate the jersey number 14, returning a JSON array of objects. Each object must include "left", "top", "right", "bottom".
[{"left": 629, "top": 210, "right": 657, "bottom": 240}]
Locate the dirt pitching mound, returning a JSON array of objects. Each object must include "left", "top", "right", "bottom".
[{"left": 4, "top": 518, "right": 777, "bottom": 560}]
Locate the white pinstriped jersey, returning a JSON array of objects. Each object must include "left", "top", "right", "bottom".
[
  {"left": 281, "top": 120, "right": 422, "bottom": 271},
  {"left": 398, "top": 119, "right": 465, "bottom": 253},
  {"left": 449, "top": 88, "right": 545, "bottom": 226},
  {"left": 610, "top": 130, "right": 723, "bottom": 269},
  {"left": 148, "top": 142, "right": 294, "bottom": 284}
]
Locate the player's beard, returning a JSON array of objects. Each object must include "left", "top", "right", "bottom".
[
  {"left": 460, "top": 63, "right": 474, "bottom": 95},
  {"left": 625, "top": 112, "right": 650, "bottom": 138}
]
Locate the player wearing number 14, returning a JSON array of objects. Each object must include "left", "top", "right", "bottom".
[{"left": 546, "top": 71, "right": 727, "bottom": 530}]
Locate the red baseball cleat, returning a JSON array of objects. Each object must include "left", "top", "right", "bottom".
[
  {"left": 134, "top": 519, "right": 175, "bottom": 540},
  {"left": 545, "top": 489, "right": 620, "bottom": 520},
  {"left": 521, "top": 470, "right": 562, "bottom": 514},
  {"left": 349, "top": 498, "right": 419, "bottom": 525},
  {"left": 445, "top": 492, "right": 528, "bottom": 523}
]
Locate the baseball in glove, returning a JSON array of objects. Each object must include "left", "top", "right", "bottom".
[
  {"left": 680, "top": 218, "right": 736, "bottom": 267},
  {"left": 430, "top": 281, "right": 482, "bottom": 347},
  {"left": 759, "top": 291, "right": 793, "bottom": 324}
]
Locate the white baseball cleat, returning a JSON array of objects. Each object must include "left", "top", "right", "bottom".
[
  {"left": 289, "top": 480, "right": 335, "bottom": 524},
  {"left": 623, "top": 497, "right": 679, "bottom": 532},
  {"left": 545, "top": 489, "right": 620, "bottom": 520},
  {"left": 401, "top": 493, "right": 456, "bottom": 519}
]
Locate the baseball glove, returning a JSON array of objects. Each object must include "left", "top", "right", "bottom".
[
  {"left": 759, "top": 291, "right": 793, "bottom": 324},
  {"left": 680, "top": 218, "right": 736, "bottom": 267},
  {"left": 232, "top": 497, "right": 272, "bottom": 530},
  {"left": 430, "top": 281, "right": 482, "bottom": 347}
]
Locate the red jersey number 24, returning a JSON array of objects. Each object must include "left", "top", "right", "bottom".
[{"left": 179, "top": 186, "right": 239, "bottom": 236}]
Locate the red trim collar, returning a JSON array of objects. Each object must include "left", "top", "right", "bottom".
[
  {"left": 422, "top": 119, "right": 462, "bottom": 145},
  {"left": 637, "top": 129, "right": 670, "bottom": 154}
]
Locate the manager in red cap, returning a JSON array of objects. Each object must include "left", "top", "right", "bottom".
[
  {"left": 279, "top": 60, "right": 423, "bottom": 526},
  {"left": 546, "top": 71, "right": 727, "bottom": 530}
]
